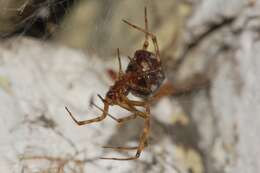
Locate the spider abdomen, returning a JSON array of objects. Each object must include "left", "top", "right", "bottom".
[{"left": 126, "top": 50, "right": 165, "bottom": 98}]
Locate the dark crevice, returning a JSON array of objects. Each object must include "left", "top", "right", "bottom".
[
  {"left": 175, "top": 17, "right": 235, "bottom": 69},
  {"left": 1, "top": 0, "right": 76, "bottom": 39}
]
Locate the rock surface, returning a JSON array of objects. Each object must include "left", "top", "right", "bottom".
[
  {"left": 1, "top": 0, "right": 260, "bottom": 173},
  {"left": 175, "top": 0, "right": 260, "bottom": 172},
  {"left": 0, "top": 38, "right": 187, "bottom": 173}
]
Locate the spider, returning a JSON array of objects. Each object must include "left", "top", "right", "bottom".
[{"left": 65, "top": 7, "right": 165, "bottom": 160}]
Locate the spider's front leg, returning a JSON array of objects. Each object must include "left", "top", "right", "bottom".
[
  {"left": 122, "top": 19, "right": 161, "bottom": 62},
  {"left": 106, "top": 96, "right": 148, "bottom": 124},
  {"left": 65, "top": 96, "right": 110, "bottom": 125},
  {"left": 107, "top": 113, "right": 138, "bottom": 124}
]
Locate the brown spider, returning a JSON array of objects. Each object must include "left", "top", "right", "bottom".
[{"left": 65, "top": 7, "right": 165, "bottom": 160}]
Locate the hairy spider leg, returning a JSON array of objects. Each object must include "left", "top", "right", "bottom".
[
  {"left": 103, "top": 97, "right": 147, "bottom": 124},
  {"left": 90, "top": 101, "right": 119, "bottom": 122},
  {"left": 95, "top": 93, "right": 143, "bottom": 124},
  {"left": 65, "top": 96, "right": 110, "bottom": 125},
  {"left": 101, "top": 97, "right": 150, "bottom": 159},
  {"left": 117, "top": 48, "right": 124, "bottom": 80},
  {"left": 117, "top": 100, "right": 147, "bottom": 119},
  {"left": 122, "top": 19, "right": 161, "bottom": 62},
  {"left": 101, "top": 103, "right": 150, "bottom": 160},
  {"left": 106, "top": 96, "right": 148, "bottom": 122},
  {"left": 127, "top": 56, "right": 132, "bottom": 61},
  {"left": 102, "top": 141, "right": 148, "bottom": 151},
  {"left": 107, "top": 113, "right": 138, "bottom": 124},
  {"left": 89, "top": 95, "right": 139, "bottom": 124},
  {"left": 143, "top": 7, "right": 149, "bottom": 50},
  {"left": 103, "top": 146, "right": 138, "bottom": 150}
]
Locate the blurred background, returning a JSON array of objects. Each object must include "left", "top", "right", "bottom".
[
  {"left": 0, "top": 0, "right": 189, "bottom": 57},
  {"left": 0, "top": 0, "right": 260, "bottom": 173}
]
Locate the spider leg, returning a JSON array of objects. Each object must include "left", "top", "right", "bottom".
[
  {"left": 101, "top": 105, "right": 150, "bottom": 160},
  {"left": 116, "top": 101, "right": 147, "bottom": 119},
  {"left": 122, "top": 19, "right": 161, "bottom": 62},
  {"left": 106, "top": 96, "right": 147, "bottom": 123},
  {"left": 108, "top": 113, "right": 138, "bottom": 124},
  {"left": 116, "top": 48, "right": 124, "bottom": 80},
  {"left": 143, "top": 7, "right": 149, "bottom": 50},
  {"left": 65, "top": 97, "right": 109, "bottom": 125},
  {"left": 105, "top": 100, "right": 142, "bottom": 123},
  {"left": 90, "top": 102, "right": 120, "bottom": 122},
  {"left": 104, "top": 95, "right": 146, "bottom": 123},
  {"left": 122, "top": 96, "right": 148, "bottom": 106},
  {"left": 103, "top": 141, "right": 148, "bottom": 151},
  {"left": 103, "top": 146, "right": 138, "bottom": 151},
  {"left": 127, "top": 56, "right": 133, "bottom": 61},
  {"left": 95, "top": 95, "right": 140, "bottom": 123}
]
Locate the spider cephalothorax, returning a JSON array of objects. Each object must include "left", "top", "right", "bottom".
[{"left": 65, "top": 7, "right": 164, "bottom": 160}]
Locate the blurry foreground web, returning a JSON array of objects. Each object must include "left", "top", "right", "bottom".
[{"left": 0, "top": 0, "right": 75, "bottom": 39}]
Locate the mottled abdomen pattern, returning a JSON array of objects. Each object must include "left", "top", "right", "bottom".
[{"left": 126, "top": 50, "right": 165, "bottom": 98}]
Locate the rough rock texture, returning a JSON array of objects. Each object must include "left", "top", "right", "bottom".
[
  {"left": 0, "top": 38, "right": 191, "bottom": 173},
  {"left": 172, "top": 0, "right": 260, "bottom": 173},
  {"left": 1, "top": 0, "right": 260, "bottom": 173}
]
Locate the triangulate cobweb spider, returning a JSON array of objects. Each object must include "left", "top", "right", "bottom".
[{"left": 65, "top": 7, "right": 165, "bottom": 160}]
